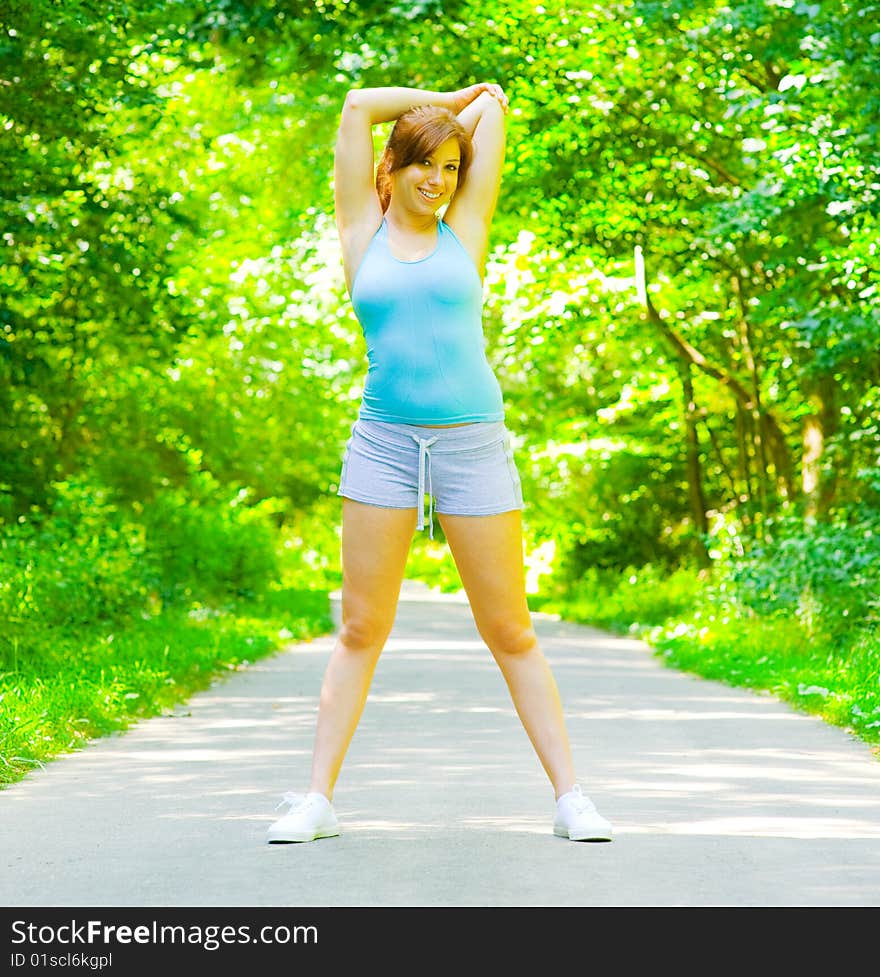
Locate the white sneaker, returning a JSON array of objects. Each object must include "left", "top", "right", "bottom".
[
  {"left": 266, "top": 791, "right": 340, "bottom": 844},
  {"left": 554, "top": 785, "right": 613, "bottom": 842}
]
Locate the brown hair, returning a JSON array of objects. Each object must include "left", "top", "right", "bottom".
[{"left": 375, "top": 105, "right": 473, "bottom": 212}]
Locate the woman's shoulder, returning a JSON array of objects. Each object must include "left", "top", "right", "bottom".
[
  {"left": 438, "top": 216, "right": 464, "bottom": 244},
  {"left": 438, "top": 213, "right": 485, "bottom": 278}
]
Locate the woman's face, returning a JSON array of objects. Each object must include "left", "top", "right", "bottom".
[{"left": 393, "top": 137, "right": 461, "bottom": 214}]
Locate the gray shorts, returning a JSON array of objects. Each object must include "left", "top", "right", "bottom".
[{"left": 337, "top": 418, "right": 524, "bottom": 539}]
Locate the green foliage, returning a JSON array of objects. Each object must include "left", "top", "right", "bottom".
[
  {"left": 537, "top": 550, "right": 880, "bottom": 747},
  {"left": 2, "top": 1, "right": 879, "bottom": 766},
  {"left": 0, "top": 586, "right": 333, "bottom": 785},
  {"left": 0, "top": 481, "right": 153, "bottom": 632},
  {"left": 4, "top": 0, "right": 879, "bottom": 573},
  {"left": 276, "top": 495, "right": 344, "bottom": 591},
  {"left": 653, "top": 614, "right": 880, "bottom": 746},
  {"left": 404, "top": 532, "right": 463, "bottom": 594},
  {"left": 726, "top": 510, "right": 880, "bottom": 639},
  {"left": 140, "top": 473, "right": 282, "bottom": 604},
  {"left": 532, "top": 563, "right": 708, "bottom": 633},
  {"left": 0, "top": 475, "right": 283, "bottom": 669}
]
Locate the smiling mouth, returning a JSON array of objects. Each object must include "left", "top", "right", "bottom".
[{"left": 419, "top": 188, "right": 441, "bottom": 200}]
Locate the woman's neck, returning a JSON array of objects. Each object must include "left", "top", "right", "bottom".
[{"left": 384, "top": 204, "right": 438, "bottom": 235}]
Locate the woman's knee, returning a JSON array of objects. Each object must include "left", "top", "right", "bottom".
[
  {"left": 479, "top": 618, "right": 539, "bottom": 658},
  {"left": 339, "top": 613, "right": 393, "bottom": 655}
]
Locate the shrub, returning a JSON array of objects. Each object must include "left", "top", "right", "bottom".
[
  {"left": 0, "top": 480, "right": 154, "bottom": 635},
  {"left": 0, "top": 474, "right": 284, "bottom": 674},
  {"left": 140, "top": 473, "right": 282, "bottom": 604},
  {"left": 535, "top": 563, "right": 707, "bottom": 633},
  {"left": 726, "top": 509, "right": 880, "bottom": 640}
]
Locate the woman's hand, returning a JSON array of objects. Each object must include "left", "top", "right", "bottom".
[{"left": 451, "top": 82, "right": 509, "bottom": 115}]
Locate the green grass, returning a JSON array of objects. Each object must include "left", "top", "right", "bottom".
[
  {"left": 6, "top": 546, "right": 877, "bottom": 792},
  {"left": 651, "top": 617, "right": 880, "bottom": 747},
  {"left": 0, "top": 586, "right": 333, "bottom": 786},
  {"left": 529, "top": 565, "right": 880, "bottom": 754},
  {"left": 403, "top": 545, "right": 880, "bottom": 752}
]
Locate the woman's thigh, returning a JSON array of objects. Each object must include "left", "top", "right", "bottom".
[
  {"left": 340, "top": 498, "right": 418, "bottom": 643},
  {"left": 436, "top": 510, "right": 534, "bottom": 648}
]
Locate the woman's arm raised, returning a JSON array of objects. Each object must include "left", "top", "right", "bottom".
[
  {"left": 333, "top": 86, "right": 492, "bottom": 230},
  {"left": 333, "top": 84, "right": 501, "bottom": 292},
  {"left": 443, "top": 88, "right": 508, "bottom": 280}
]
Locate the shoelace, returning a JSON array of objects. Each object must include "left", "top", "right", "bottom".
[
  {"left": 565, "top": 786, "right": 597, "bottom": 814},
  {"left": 275, "top": 791, "right": 308, "bottom": 813}
]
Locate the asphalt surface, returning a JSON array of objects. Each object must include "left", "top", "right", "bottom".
[{"left": 3, "top": 581, "right": 880, "bottom": 908}]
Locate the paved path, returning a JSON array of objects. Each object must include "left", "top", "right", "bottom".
[{"left": 3, "top": 581, "right": 880, "bottom": 907}]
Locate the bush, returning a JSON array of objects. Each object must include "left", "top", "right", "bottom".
[
  {"left": 140, "top": 472, "right": 282, "bottom": 604},
  {"left": 726, "top": 509, "right": 880, "bottom": 640},
  {"left": 0, "top": 481, "right": 154, "bottom": 634},
  {"left": 534, "top": 563, "right": 707, "bottom": 633},
  {"left": 276, "top": 495, "right": 343, "bottom": 591},
  {"left": 0, "top": 475, "right": 284, "bottom": 673}
]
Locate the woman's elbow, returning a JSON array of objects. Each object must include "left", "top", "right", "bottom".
[
  {"left": 343, "top": 89, "right": 365, "bottom": 112},
  {"left": 481, "top": 92, "right": 506, "bottom": 120}
]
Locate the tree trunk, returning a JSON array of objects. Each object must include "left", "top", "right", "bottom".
[
  {"left": 802, "top": 374, "right": 839, "bottom": 517},
  {"left": 731, "top": 276, "right": 770, "bottom": 519},
  {"left": 634, "top": 246, "right": 710, "bottom": 563},
  {"left": 678, "top": 361, "right": 711, "bottom": 566},
  {"left": 736, "top": 402, "right": 756, "bottom": 519},
  {"left": 634, "top": 247, "right": 793, "bottom": 532}
]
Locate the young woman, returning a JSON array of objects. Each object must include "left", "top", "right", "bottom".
[{"left": 267, "top": 82, "right": 612, "bottom": 843}]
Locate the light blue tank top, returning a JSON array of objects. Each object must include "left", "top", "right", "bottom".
[{"left": 350, "top": 218, "right": 505, "bottom": 425}]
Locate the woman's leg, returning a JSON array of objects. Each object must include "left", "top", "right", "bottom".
[
  {"left": 309, "top": 498, "right": 418, "bottom": 799},
  {"left": 436, "top": 509, "right": 577, "bottom": 799}
]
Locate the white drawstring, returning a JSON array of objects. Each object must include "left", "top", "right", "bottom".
[{"left": 411, "top": 434, "right": 439, "bottom": 539}]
